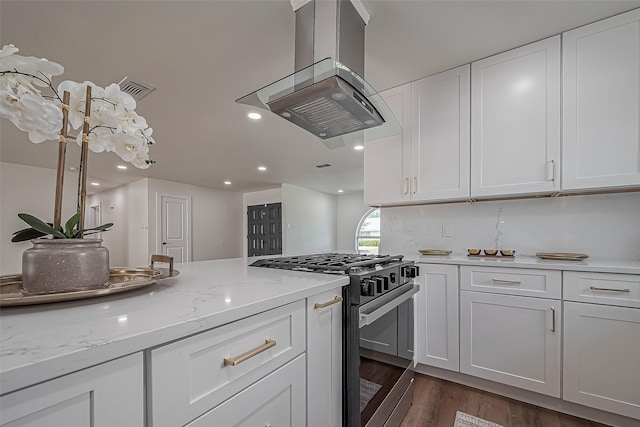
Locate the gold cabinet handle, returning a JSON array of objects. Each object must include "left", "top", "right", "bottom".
[
  {"left": 224, "top": 339, "right": 276, "bottom": 366},
  {"left": 403, "top": 178, "right": 409, "bottom": 194},
  {"left": 413, "top": 177, "right": 417, "bottom": 194},
  {"left": 266, "top": 424, "right": 273, "bottom": 427},
  {"left": 492, "top": 278, "right": 521, "bottom": 284},
  {"left": 590, "top": 286, "right": 630, "bottom": 293},
  {"left": 547, "top": 159, "right": 556, "bottom": 182},
  {"left": 314, "top": 296, "right": 343, "bottom": 309},
  {"left": 551, "top": 306, "right": 556, "bottom": 332}
]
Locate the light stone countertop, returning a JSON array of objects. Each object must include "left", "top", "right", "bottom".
[
  {"left": 412, "top": 253, "right": 640, "bottom": 274},
  {"left": 0, "top": 257, "right": 349, "bottom": 395}
]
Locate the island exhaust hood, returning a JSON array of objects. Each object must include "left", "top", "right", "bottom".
[{"left": 236, "top": 0, "right": 401, "bottom": 149}]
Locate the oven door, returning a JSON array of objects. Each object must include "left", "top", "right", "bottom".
[{"left": 358, "top": 283, "right": 419, "bottom": 427}]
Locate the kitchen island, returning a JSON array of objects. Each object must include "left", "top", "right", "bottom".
[{"left": 0, "top": 258, "right": 349, "bottom": 426}]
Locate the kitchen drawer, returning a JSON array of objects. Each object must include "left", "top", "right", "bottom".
[
  {"left": 185, "top": 355, "right": 306, "bottom": 427},
  {"left": 149, "top": 301, "right": 305, "bottom": 427},
  {"left": 563, "top": 271, "right": 640, "bottom": 308},
  {"left": 460, "top": 266, "right": 561, "bottom": 298}
]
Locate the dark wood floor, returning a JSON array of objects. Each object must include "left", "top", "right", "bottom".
[{"left": 400, "top": 374, "right": 610, "bottom": 427}]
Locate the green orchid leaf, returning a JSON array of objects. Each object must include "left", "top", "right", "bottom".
[
  {"left": 83, "top": 223, "right": 114, "bottom": 233},
  {"left": 64, "top": 213, "right": 81, "bottom": 237},
  {"left": 11, "top": 227, "right": 47, "bottom": 242},
  {"left": 17, "top": 213, "right": 66, "bottom": 239}
]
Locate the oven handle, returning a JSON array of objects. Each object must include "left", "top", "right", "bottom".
[{"left": 358, "top": 283, "right": 420, "bottom": 328}]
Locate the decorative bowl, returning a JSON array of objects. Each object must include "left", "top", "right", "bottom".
[
  {"left": 483, "top": 249, "right": 498, "bottom": 256},
  {"left": 467, "top": 248, "right": 481, "bottom": 256},
  {"left": 500, "top": 249, "right": 515, "bottom": 256}
]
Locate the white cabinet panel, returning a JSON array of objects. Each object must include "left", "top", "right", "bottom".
[
  {"left": 364, "top": 83, "right": 411, "bottom": 205},
  {"left": 563, "top": 302, "right": 640, "bottom": 419},
  {"left": 411, "top": 65, "right": 471, "bottom": 202},
  {"left": 471, "top": 36, "right": 561, "bottom": 197},
  {"left": 0, "top": 354, "right": 143, "bottom": 427},
  {"left": 563, "top": 271, "right": 640, "bottom": 308},
  {"left": 460, "top": 291, "right": 561, "bottom": 397},
  {"left": 416, "top": 264, "right": 459, "bottom": 371},
  {"left": 460, "top": 266, "right": 562, "bottom": 299},
  {"left": 563, "top": 9, "right": 640, "bottom": 190},
  {"left": 307, "top": 288, "right": 342, "bottom": 427},
  {"left": 185, "top": 355, "right": 306, "bottom": 427}
]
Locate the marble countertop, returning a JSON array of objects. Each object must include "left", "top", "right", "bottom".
[
  {"left": 0, "top": 258, "right": 349, "bottom": 395},
  {"left": 413, "top": 253, "right": 640, "bottom": 274}
]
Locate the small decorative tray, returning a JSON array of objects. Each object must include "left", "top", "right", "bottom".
[
  {"left": 535, "top": 252, "right": 589, "bottom": 261},
  {"left": 0, "top": 255, "right": 179, "bottom": 307},
  {"left": 467, "top": 254, "right": 515, "bottom": 258},
  {"left": 418, "top": 249, "right": 452, "bottom": 256}
]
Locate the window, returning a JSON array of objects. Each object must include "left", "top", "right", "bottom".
[{"left": 356, "top": 208, "right": 380, "bottom": 254}]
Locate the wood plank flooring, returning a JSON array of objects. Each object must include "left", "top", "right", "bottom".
[{"left": 400, "top": 374, "right": 610, "bottom": 427}]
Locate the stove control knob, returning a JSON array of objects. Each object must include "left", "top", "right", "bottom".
[
  {"left": 402, "top": 266, "right": 420, "bottom": 278},
  {"left": 375, "top": 277, "right": 385, "bottom": 294},
  {"left": 361, "top": 279, "right": 375, "bottom": 296},
  {"left": 389, "top": 272, "right": 397, "bottom": 283},
  {"left": 382, "top": 276, "right": 390, "bottom": 290}
]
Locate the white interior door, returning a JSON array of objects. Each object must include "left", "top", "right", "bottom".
[{"left": 159, "top": 195, "right": 190, "bottom": 263}]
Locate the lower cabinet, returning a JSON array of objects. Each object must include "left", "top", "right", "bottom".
[
  {"left": 563, "top": 301, "right": 640, "bottom": 419},
  {"left": 0, "top": 353, "right": 143, "bottom": 427},
  {"left": 459, "top": 290, "right": 561, "bottom": 397},
  {"left": 415, "top": 264, "right": 459, "bottom": 371},
  {"left": 307, "top": 288, "right": 343, "bottom": 427},
  {"left": 185, "top": 355, "right": 306, "bottom": 427}
]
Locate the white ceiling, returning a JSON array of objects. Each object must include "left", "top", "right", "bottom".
[{"left": 2, "top": 0, "right": 639, "bottom": 195}]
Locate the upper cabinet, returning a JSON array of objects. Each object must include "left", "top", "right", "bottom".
[
  {"left": 471, "top": 36, "right": 561, "bottom": 197},
  {"left": 411, "top": 65, "right": 471, "bottom": 202},
  {"left": 562, "top": 9, "right": 640, "bottom": 191},
  {"left": 364, "top": 83, "right": 411, "bottom": 205}
]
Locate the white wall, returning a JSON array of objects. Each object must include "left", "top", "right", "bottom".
[
  {"left": 0, "top": 162, "right": 79, "bottom": 274},
  {"left": 127, "top": 178, "right": 149, "bottom": 266},
  {"left": 242, "top": 188, "right": 282, "bottom": 257},
  {"left": 380, "top": 192, "right": 640, "bottom": 261},
  {"left": 147, "top": 178, "right": 243, "bottom": 261},
  {"left": 336, "top": 191, "right": 371, "bottom": 252},
  {"left": 281, "top": 183, "right": 337, "bottom": 254}
]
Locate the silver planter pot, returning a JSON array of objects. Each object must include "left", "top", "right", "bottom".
[{"left": 22, "top": 238, "right": 110, "bottom": 294}]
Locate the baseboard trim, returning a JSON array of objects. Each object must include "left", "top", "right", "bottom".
[{"left": 415, "top": 364, "right": 639, "bottom": 427}]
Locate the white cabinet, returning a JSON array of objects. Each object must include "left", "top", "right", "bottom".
[
  {"left": 410, "top": 65, "right": 471, "bottom": 202},
  {"left": 0, "top": 353, "right": 143, "bottom": 427},
  {"left": 563, "top": 271, "right": 640, "bottom": 420},
  {"left": 563, "top": 8, "right": 640, "bottom": 191},
  {"left": 307, "top": 288, "right": 343, "bottom": 427},
  {"left": 185, "top": 355, "right": 306, "bottom": 427},
  {"left": 415, "top": 264, "right": 459, "bottom": 371},
  {"left": 471, "top": 36, "right": 561, "bottom": 197},
  {"left": 364, "top": 83, "right": 411, "bottom": 205}
]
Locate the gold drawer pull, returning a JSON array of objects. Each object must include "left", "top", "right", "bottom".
[
  {"left": 492, "top": 278, "right": 521, "bottom": 284},
  {"left": 224, "top": 339, "right": 276, "bottom": 366},
  {"left": 314, "top": 296, "right": 343, "bottom": 309},
  {"left": 403, "top": 178, "right": 409, "bottom": 195},
  {"left": 266, "top": 424, "right": 273, "bottom": 427},
  {"left": 590, "top": 286, "right": 630, "bottom": 293}
]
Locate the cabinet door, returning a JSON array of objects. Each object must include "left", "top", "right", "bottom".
[
  {"left": 562, "top": 9, "right": 640, "bottom": 190},
  {"left": 563, "top": 302, "right": 640, "bottom": 420},
  {"left": 364, "top": 83, "right": 412, "bottom": 205},
  {"left": 185, "top": 355, "right": 306, "bottom": 427},
  {"left": 460, "top": 291, "right": 561, "bottom": 397},
  {"left": 471, "top": 36, "right": 561, "bottom": 197},
  {"left": 307, "top": 288, "right": 343, "bottom": 427},
  {"left": 415, "top": 264, "right": 459, "bottom": 371},
  {"left": 411, "top": 65, "right": 471, "bottom": 202},
  {"left": 0, "top": 353, "right": 143, "bottom": 427}
]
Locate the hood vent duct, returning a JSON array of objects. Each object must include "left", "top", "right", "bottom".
[{"left": 236, "top": 0, "right": 401, "bottom": 149}]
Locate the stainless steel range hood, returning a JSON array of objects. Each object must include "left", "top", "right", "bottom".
[{"left": 236, "top": 0, "right": 401, "bottom": 149}]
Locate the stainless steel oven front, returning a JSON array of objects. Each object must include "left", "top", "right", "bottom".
[{"left": 343, "top": 261, "right": 420, "bottom": 427}]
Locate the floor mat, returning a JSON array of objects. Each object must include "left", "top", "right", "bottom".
[
  {"left": 454, "top": 411, "right": 504, "bottom": 427},
  {"left": 360, "top": 378, "right": 382, "bottom": 412}
]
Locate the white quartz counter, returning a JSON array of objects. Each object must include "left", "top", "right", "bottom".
[
  {"left": 0, "top": 258, "right": 349, "bottom": 395},
  {"left": 413, "top": 253, "right": 640, "bottom": 274}
]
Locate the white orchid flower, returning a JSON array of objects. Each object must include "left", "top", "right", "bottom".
[
  {"left": 0, "top": 45, "right": 64, "bottom": 88},
  {"left": 0, "top": 90, "right": 61, "bottom": 143},
  {"left": 58, "top": 80, "right": 104, "bottom": 130}
]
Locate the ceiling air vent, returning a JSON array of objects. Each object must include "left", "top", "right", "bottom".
[
  {"left": 119, "top": 78, "right": 155, "bottom": 101},
  {"left": 315, "top": 163, "right": 332, "bottom": 168}
]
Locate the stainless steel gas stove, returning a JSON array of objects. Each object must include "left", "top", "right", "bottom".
[{"left": 251, "top": 253, "right": 420, "bottom": 427}]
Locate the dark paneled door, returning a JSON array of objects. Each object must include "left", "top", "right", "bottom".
[{"left": 247, "top": 203, "right": 282, "bottom": 256}]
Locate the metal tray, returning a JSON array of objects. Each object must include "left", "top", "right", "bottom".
[{"left": 0, "top": 267, "right": 179, "bottom": 307}]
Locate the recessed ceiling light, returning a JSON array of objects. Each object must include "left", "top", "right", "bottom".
[
  {"left": 258, "top": 166, "right": 267, "bottom": 171},
  {"left": 224, "top": 181, "right": 232, "bottom": 185},
  {"left": 354, "top": 145, "right": 364, "bottom": 150},
  {"left": 91, "top": 182, "right": 100, "bottom": 186},
  {"left": 117, "top": 165, "right": 127, "bottom": 170},
  {"left": 248, "top": 112, "right": 262, "bottom": 120},
  {"left": 338, "top": 189, "right": 344, "bottom": 193},
  {"left": 69, "top": 166, "right": 77, "bottom": 171}
]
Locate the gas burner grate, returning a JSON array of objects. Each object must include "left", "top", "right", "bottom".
[{"left": 250, "top": 253, "right": 404, "bottom": 273}]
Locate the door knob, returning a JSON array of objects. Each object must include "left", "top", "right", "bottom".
[{"left": 162, "top": 242, "right": 167, "bottom": 245}]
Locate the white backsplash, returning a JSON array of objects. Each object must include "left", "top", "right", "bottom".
[{"left": 380, "top": 192, "right": 640, "bottom": 261}]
